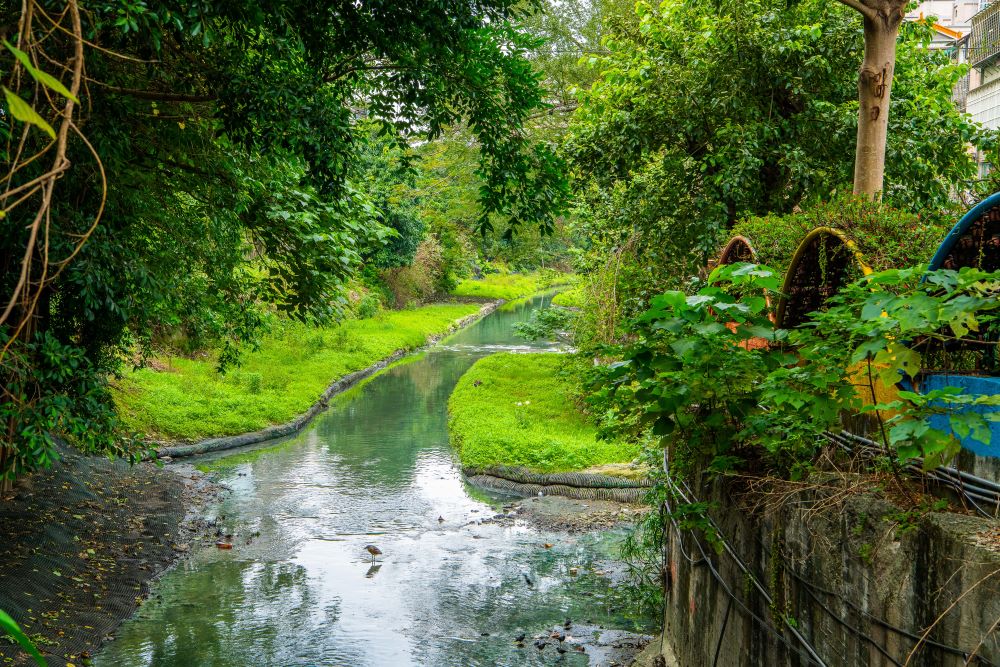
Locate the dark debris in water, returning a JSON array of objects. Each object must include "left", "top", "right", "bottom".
[{"left": 519, "top": 622, "right": 652, "bottom": 666}]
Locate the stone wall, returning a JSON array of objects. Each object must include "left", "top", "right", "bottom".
[{"left": 658, "top": 479, "right": 1000, "bottom": 666}]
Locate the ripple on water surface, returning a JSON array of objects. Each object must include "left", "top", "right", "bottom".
[{"left": 95, "top": 293, "right": 654, "bottom": 667}]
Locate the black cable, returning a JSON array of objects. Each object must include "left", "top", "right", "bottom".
[
  {"left": 676, "top": 479, "right": 830, "bottom": 666},
  {"left": 780, "top": 562, "right": 996, "bottom": 666},
  {"left": 668, "top": 480, "right": 829, "bottom": 666},
  {"left": 712, "top": 596, "right": 733, "bottom": 667},
  {"left": 664, "top": 504, "right": 822, "bottom": 663},
  {"left": 661, "top": 424, "right": 1000, "bottom": 665},
  {"left": 824, "top": 431, "right": 1000, "bottom": 519}
]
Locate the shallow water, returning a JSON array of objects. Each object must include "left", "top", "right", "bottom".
[{"left": 95, "top": 293, "right": 652, "bottom": 667}]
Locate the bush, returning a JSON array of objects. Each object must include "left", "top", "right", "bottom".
[
  {"left": 591, "top": 263, "right": 1000, "bottom": 479},
  {"left": 380, "top": 236, "right": 447, "bottom": 307},
  {"left": 552, "top": 286, "right": 585, "bottom": 308},
  {"left": 730, "top": 195, "right": 950, "bottom": 275},
  {"left": 353, "top": 294, "right": 381, "bottom": 319}
]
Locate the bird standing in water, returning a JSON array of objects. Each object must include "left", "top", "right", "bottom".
[{"left": 365, "top": 544, "right": 382, "bottom": 564}]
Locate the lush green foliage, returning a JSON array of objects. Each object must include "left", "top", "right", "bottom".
[
  {"left": 449, "top": 352, "right": 638, "bottom": 471},
  {"left": 411, "top": 132, "right": 578, "bottom": 276},
  {"left": 450, "top": 271, "right": 571, "bottom": 301},
  {"left": 1, "top": 0, "right": 572, "bottom": 476},
  {"left": 591, "top": 264, "right": 1000, "bottom": 478},
  {"left": 513, "top": 307, "right": 578, "bottom": 344},
  {"left": 730, "top": 196, "right": 950, "bottom": 275},
  {"left": 551, "top": 286, "right": 586, "bottom": 308},
  {"left": 115, "top": 304, "right": 481, "bottom": 441},
  {"left": 564, "top": 0, "right": 993, "bottom": 343}
]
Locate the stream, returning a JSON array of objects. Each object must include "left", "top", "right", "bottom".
[{"left": 95, "top": 293, "right": 654, "bottom": 666}]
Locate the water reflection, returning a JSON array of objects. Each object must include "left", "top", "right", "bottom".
[{"left": 96, "top": 293, "right": 651, "bottom": 667}]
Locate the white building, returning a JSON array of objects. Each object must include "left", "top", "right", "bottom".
[
  {"left": 906, "top": 1, "right": 980, "bottom": 46},
  {"left": 968, "top": 0, "right": 1000, "bottom": 172}
]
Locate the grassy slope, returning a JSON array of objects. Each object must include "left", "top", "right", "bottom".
[
  {"left": 551, "top": 285, "right": 584, "bottom": 308},
  {"left": 448, "top": 352, "right": 638, "bottom": 472},
  {"left": 115, "top": 303, "right": 482, "bottom": 440},
  {"left": 450, "top": 272, "right": 571, "bottom": 300}
]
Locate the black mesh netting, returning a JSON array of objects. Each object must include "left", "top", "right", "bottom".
[
  {"left": 718, "top": 236, "right": 756, "bottom": 265},
  {"left": 938, "top": 203, "right": 1000, "bottom": 273},
  {"left": 924, "top": 203, "right": 1000, "bottom": 374},
  {"left": 0, "top": 448, "right": 188, "bottom": 666},
  {"left": 778, "top": 232, "right": 861, "bottom": 329}
]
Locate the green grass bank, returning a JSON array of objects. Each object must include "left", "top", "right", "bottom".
[
  {"left": 115, "top": 303, "right": 483, "bottom": 441},
  {"left": 448, "top": 352, "right": 638, "bottom": 472},
  {"left": 551, "top": 285, "right": 585, "bottom": 308},
  {"left": 450, "top": 271, "right": 572, "bottom": 301}
]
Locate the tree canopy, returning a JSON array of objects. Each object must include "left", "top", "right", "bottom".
[
  {"left": 0, "top": 0, "right": 568, "bottom": 478},
  {"left": 565, "top": 0, "right": 992, "bottom": 316}
]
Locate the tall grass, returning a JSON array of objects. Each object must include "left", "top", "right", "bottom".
[
  {"left": 115, "top": 304, "right": 482, "bottom": 440},
  {"left": 450, "top": 271, "right": 572, "bottom": 300},
  {"left": 448, "top": 352, "right": 638, "bottom": 472}
]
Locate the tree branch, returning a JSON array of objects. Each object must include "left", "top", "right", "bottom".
[
  {"left": 833, "top": 0, "right": 877, "bottom": 21},
  {"left": 324, "top": 63, "right": 416, "bottom": 83},
  {"left": 97, "top": 83, "right": 216, "bottom": 103}
]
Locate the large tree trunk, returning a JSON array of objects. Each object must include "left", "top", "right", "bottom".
[
  {"left": 853, "top": 12, "right": 900, "bottom": 198},
  {"left": 836, "top": 0, "right": 907, "bottom": 199}
]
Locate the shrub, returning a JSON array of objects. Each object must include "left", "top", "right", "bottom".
[
  {"left": 730, "top": 195, "right": 950, "bottom": 275},
  {"left": 552, "top": 286, "right": 585, "bottom": 308},
  {"left": 353, "top": 294, "right": 381, "bottom": 319},
  {"left": 591, "top": 263, "right": 1000, "bottom": 479},
  {"left": 381, "top": 236, "right": 447, "bottom": 307}
]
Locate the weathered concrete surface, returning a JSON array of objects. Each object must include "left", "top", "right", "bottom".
[{"left": 655, "top": 479, "right": 1000, "bottom": 666}]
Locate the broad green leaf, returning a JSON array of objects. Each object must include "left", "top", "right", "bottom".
[
  {"left": 3, "top": 40, "right": 78, "bottom": 103},
  {"left": 0, "top": 609, "right": 45, "bottom": 666},
  {"left": 3, "top": 87, "right": 55, "bottom": 139}
]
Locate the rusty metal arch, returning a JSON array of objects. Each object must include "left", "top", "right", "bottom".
[
  {"left": 775, "top": 227, "right": 872, "bottom": 330},
  {"left": 716, "top": 235, "right": 758, "bottom": 266}
]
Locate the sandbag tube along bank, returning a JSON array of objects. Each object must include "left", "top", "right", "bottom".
[{"left": 464, "top": 465, "right": 652, "bottom": 503}]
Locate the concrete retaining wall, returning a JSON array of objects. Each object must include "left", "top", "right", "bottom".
[{"left": 658, "top": 479, "right": 1000, "bottom": 666}]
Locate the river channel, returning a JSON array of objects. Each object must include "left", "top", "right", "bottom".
[{"left": 95, "top": 293, "right": 652, "bottom": 666}]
